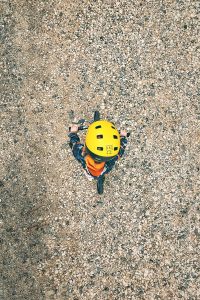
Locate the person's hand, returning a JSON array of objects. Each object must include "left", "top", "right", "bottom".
[
  {"left": 120, "top": 130, "right": 127, "bottom": 137},
  {"left": 70, "top": 124, "right": 79, "bottom": 133}
]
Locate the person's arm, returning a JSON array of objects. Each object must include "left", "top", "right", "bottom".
[
  {"left": 68, "top": 132, "right": 80, "bottom": 148},
  {"left": 68, "top": 125, "right": 86, "bottom": 169},
  {"left": 118, "top": 136, "right": 128, "bottom": 158},
  {"left": 101, "top": 156, "right": 118, "bottom": 176},
  {"left": 99, "top": 131, "right": 128, "bottom": 177},
  {"left": 117, "top": 130, "right": 128, "bottom": 158}
]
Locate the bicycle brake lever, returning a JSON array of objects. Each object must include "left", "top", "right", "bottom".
[{"left": 78, "top": 119, "right": 85, "bottom": 124}]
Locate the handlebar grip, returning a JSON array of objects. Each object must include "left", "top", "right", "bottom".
[
  {"left": 78, "top": 125, "right": 88, "bottom": 130},
  {"left": 69, "top": 125, "right": 88, "bottom": 132}
]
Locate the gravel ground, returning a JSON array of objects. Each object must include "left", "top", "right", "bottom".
[{"left": 1, "top": 0, "right": 199, "bottom": 299}]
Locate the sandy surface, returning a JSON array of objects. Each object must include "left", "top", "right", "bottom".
[{"left": 1, "top": 0, "right": 199, "bottom": 299}]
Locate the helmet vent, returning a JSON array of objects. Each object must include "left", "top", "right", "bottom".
[
  {"left": 111, "top": 126, "right": 116, "bottom": 129},
  {"left": 95, "top": 125, "right": 102, "bottom": 129},
  {"left": 113, "top": 135, "right": 118, "bottom": 139},
  {"left": 97, "top": 134, "right": 103, "bottom": 139},
  {"left": 97, "top": 147, "right": 103, "bottom": 151},
  {"left": 114, "top": 147, "right": 118, "bottom": 151}
]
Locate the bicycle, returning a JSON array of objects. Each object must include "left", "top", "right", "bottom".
[{"left": 69, "top": 111, "right": 130, "bottom": 195}]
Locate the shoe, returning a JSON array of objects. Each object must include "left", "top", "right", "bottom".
[{"left": 83, "top": 170, "right": 94, "bottom": 181}]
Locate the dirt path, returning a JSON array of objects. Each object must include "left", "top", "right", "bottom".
[{"left": 1, "top": 0, "right": 199, "bottom": 299}]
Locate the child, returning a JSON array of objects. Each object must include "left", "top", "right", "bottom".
[{"left": 68, "top": 120, "right": 128, "bottom": 191}]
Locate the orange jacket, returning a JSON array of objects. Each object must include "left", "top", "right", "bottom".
[{"left": 85, "top": 155, "right": 105, "bottom": 177}]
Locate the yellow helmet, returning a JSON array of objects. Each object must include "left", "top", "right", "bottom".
[{"left": 85, "top": 120, "right": 120, "bottom": 162}]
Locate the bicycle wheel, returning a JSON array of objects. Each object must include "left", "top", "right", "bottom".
[
  {"left": 97, "top": 175, "right": 105, "bottom": 195},
  {"left": 94, "top": 110, "right": 100, "bottom": 122}
]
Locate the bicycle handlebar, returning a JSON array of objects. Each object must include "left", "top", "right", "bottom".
[{"left": 69, "top": 126, "right": 130, "bottom": 137}]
